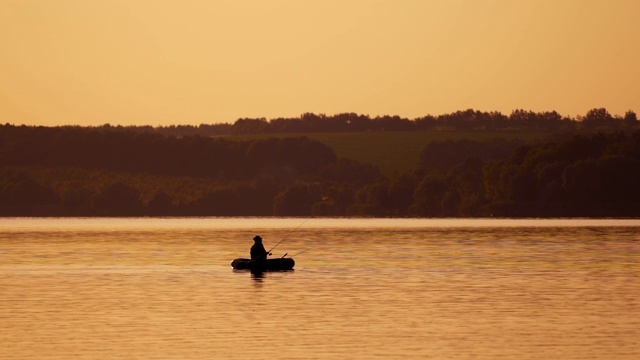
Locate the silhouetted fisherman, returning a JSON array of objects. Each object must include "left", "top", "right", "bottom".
[{"left": 250, "top": 236, "right": 270, "bottom": 271}]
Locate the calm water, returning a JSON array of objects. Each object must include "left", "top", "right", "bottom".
[{"left": 1, "top": 218, "right": 639, "bottom": 359}]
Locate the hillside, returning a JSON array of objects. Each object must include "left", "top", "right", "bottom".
[
  {"left": 3, "top": 124, "right": 639, "bottom": 217},
  {"left": 230, "top": 131, "right": 550, "bottom": 176}
]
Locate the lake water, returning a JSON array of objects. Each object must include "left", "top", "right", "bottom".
[{"left": 1, "top": 218, "right": 639, "bottom": 359}]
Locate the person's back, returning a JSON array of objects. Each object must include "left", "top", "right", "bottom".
[{"left": 250, "top": 235, "right": 268, "bottom": 261}]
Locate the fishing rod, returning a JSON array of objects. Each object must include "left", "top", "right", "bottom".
[
  {"left": 267, "top": 219, "right": 308, "bottom": 254},
  {"left": 279, "top": 245, "right": 316, "bottom": 259},
  {"left": 290, "top": 246, "right": 317, "bottom": 257}
]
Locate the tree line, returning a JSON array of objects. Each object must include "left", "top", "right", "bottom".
[
  {"left": 0, "top": 125, "right": 334, "bottom": 180},
  {"left": 1, "top": 124, "right": 639, "bottom": 217},
  {"left": 0, "top": 124, "right": 343, "bottom": 216},
  {"left": 14, "top": 107, "right": 637, "bottom": 137},
  {"left": 350, "top": 131, "right": 640, "bottom": 217}
]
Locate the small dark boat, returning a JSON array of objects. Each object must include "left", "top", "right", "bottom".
[{"left": 231, "top": 257, "right": 295, "bottom": 271}]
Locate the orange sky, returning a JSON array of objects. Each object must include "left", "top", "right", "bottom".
[{"left": 1, "top": 0, "right": 638, "bottom": 126}]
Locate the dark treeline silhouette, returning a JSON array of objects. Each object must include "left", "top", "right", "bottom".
[
  {"left": 230, "top": 108, "right": 638, "bottom": 134},
  {"left": 0, "top": 125, "right": 334, "bottom": 180},
  {"left": 12, "top": 107, "right": 635, "bottom": 137},
  {"left": 0, "top": 124, "right": 341, "bottom": 216},
  {"left": 107, "top": 123, "right": 233, "bottom": 137},
  {"left": 1, "top": 109, "right": 640, "bottom": 217},
  {"left": 351, "top": 131, "right": 640, "bottom": 217}
]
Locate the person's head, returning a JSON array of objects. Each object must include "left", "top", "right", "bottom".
[{"left": 253, "top": 235, "right": 262, "bottom": 243}]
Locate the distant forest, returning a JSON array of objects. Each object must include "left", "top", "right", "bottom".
[
  {"left": 1, "top": 107, "right": 639, "bottom": 217},
  {"left": 36, "top": 107, "right": 639, "bottom": 137}
]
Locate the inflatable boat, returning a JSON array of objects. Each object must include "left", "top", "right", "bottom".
[{"left": 231, "top": 257, "right": 295, "bottom": 271}]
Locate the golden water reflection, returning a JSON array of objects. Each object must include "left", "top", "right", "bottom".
[{"left": 1, "top": 218, "right": 639, "bottom": 359}]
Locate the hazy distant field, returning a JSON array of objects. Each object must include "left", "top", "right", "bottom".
[{"left": 231, "top": 131, "right": 549, "bottom": 176}]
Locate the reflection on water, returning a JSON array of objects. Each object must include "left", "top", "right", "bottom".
[{"left": 1, "top": 218, "right": 639, "bottom": 359}]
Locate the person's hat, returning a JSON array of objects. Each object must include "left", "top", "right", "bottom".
[{"left": 253, "top": 235, "right": 262, "bottom": 241}]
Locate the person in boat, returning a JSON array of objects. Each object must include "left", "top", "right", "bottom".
[{"left": 250, "top": 235, "right": 270, "bottom": 262}]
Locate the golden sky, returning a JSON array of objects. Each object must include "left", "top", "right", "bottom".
[{"left": 1, "top": 0, "right": 639, "bottom": 126}]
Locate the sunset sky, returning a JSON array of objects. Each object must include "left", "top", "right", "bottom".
[{"left": 1, "top": 0, "right": 638, "bottom": 126}]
